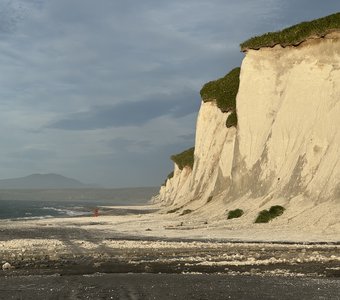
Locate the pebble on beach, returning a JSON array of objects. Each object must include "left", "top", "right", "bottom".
[{"left": 2, "top": 262, "right": 12, "bottom": 270}]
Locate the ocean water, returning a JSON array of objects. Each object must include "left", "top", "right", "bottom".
[{"left": 0, "top": 199, "right": 118, "bottom": 220}]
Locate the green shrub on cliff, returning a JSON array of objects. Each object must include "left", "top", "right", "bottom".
[
  {"left": 269, "top": 205, "right": 285, "bottom": 217},
  {"left": 226, "top": 110, "right": 238, "bottom": 128},
  {"left": 241, "top": 12, "right": 340, "bottom": 51},
  {"left": 227, "top": 209, "right": 244, "bottom": 219},
  {"left": 171, "top": 147, "right": 195, "bottom": 170},
  {"left": 255, "top": 210, "right": 272, "bottom": 223},
  {"left": 255, "top": 205, "right": 285, "bottom": 223},
  {"left": 200, "top": 67, "right": 240, "bottom": 113}
]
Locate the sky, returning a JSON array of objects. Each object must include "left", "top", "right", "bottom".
[{"left": 0, "top": 0, "right": 339, "bottom": 187}]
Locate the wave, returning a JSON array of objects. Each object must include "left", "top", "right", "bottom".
[
  {"left": 0, "top": 200, "right": 98, "bottom": 220},
  {"left": 42, "top": 206, "right": 91, "bottom": 217},
  {"left": 8, "top": 215, "right": 54, "bottom": 221}
]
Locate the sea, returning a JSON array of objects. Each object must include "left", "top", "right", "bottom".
[
  {"left": 0, "top": 187, "right": 158, "bottom": 220},
  {"left": 0, "top": 199, "right": 119, "bottom": 220}
]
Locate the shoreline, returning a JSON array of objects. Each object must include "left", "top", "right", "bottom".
[
  {"left": 1, "top": 203, "right": 338, "bottom": 244},
  {"left": 1, "top": 205, "right": 340, "bottom": 279}
]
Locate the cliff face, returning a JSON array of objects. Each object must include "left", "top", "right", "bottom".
[
  {"left": 154, "top": 33, "right": 340, "bottom": 229},
  {"left": 154, "top": 101, "right": 236, "bottom": 207},
  {"left": 232, "top": 33, "right": 340, "bottom": 204}
]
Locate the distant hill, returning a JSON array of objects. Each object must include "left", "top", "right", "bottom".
[{"left": 0, "top": 173, "right": 93, "bottom": 189}]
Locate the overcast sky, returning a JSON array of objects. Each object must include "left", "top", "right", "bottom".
[{"left": 0, "top": 0, "right": 339, "bottom": 187}]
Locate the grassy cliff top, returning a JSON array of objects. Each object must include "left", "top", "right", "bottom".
[
  {"left": 241, "top": 12, "right": 340, "bottom": 51},
  {"left": 200, "top": 67, "right": 240, "bottom": 113},
  {"left": 171, "top": 147, "right": 195, "bottom": 170}
]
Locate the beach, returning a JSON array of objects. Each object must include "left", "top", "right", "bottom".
[{"left": 0, "top": 205, "right": 340, "bottom": 299}]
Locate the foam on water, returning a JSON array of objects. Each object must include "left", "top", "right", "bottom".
[{"left": 0, "top": 200, "right": 102, "bottom": 220}]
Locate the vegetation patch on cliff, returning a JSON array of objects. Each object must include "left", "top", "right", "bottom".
[
  {"left": 227, "top": 209, "right": 244, "bottom": 219},
  {"left": 255, "top": 205, "right": 285, "bottom": 223},
  {"left": 241, "top": 12, "right": 340, "bottom": 51},
  {"left": 171, "top": 147, "right": 195, "bottom": 170},
  {"left": 200, "top": 67, "right": 240, "bottom": 114},
  {"left": 226, "top": 110, "right": 238, "bottom": 128}
]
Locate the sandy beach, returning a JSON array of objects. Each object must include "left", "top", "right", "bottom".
[
  {"left": 0, "top": 206, "right": 340, "bottom": 275},
  {"left": 1, "top": 205, "right": 340, "bottom": 299}
]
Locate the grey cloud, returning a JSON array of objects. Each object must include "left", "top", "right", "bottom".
[
  {"left": 0, "top": 1, "right": 24, "bottom": 34},
  {"left": 9, "top": 148, "right": 57, "bottom": 161},
  {"left": 48, "top": 91, "right": 200, "bottom": 130},
  {"left": 107, "top": 133, "right": 194, "bottom": 155},
  {"left": 107, "top": 138, "right": 152, "bottom": 154},
  {"left": 68, "top": 139, "right": 195, "bottom": 187},
  {"left": 280, "top": 1, "right": 340, "bottom": 24},
  {"left": 177, "top": 133, "right": 195, "bottom": 141}
]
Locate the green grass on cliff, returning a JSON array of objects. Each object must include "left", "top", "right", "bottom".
[
  {"left": 200, "top": 67, "right": 240, "bottom": 114},
  {"left": 171, "top": 147, "right": 195, "bottom": 170},
  {"left": 241, "top": 12, "right": 340, "bottom": 51}
]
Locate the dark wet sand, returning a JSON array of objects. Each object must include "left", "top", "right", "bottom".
[{"left": 0, "top": 273, "right": 340, "bottom": 300}]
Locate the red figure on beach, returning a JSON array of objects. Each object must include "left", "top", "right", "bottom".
[{"left": 94, "top": 208, "right": 99, "bottom": 217}]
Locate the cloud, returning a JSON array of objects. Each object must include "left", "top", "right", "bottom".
[
  {"left": 63, "top": 137, "right": 196, "bottom": 188},
  {"left": 0, "top": 1, "right": 25, "bottom": 34},
  {"left": 9, "top": 148, "right": 56, "bottom": 161},
  {"left": 106, "top": 138, "right": 152, "bottom": 154},
  {"left": 48, "top": 90, "right": 200, "bottom": 130},
  {"left": 279, "top": 1, "right": 340, "bottom": 25}
]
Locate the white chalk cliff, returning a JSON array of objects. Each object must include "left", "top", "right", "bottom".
[{"left": 153, "top": 32, "right": 340, "bottom": 232}]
